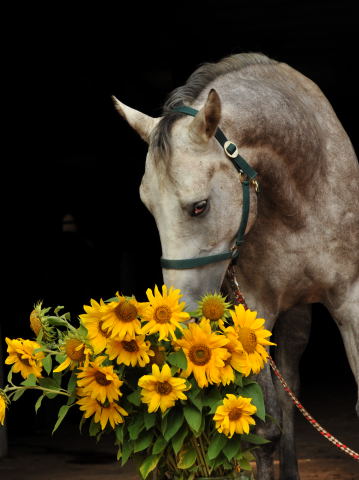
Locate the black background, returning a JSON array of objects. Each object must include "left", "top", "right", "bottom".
[{"left": 3, "top": 1, "right": 358, "bottom": 434}]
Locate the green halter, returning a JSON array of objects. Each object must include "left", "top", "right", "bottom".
[{"left": 160, "top": 105, "right": 258, "bottom": 270}]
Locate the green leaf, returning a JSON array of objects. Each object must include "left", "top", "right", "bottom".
[
  {"left": 234, "top": 371, "right": 243, "bottom": 386},
  {"left": 121, "top": 440, "right": 134, "bottom": 466},
  {"left": 202, "top": 388, "right": 222, "bottom": 408},
  {"left": 38, "top": 377, "right": 61, "bottom": 398},
  {"left": 139, "top": 454, "right": 160, "bottom": 479},
  {"left": 55, "top": 353, "right": 66, "bottom": 364},
  {"left": 171, "top": 426, "right": 188, "bottom": 455},
  {"left": 21, "top": 374, "right": 37, "bottom": 387},
  {"left": 187, "top": 388, "right": 203, "bottom": 411},
  {"left": 163, "top": 409, "right": 183, "bottom": 441},
  {"left": 128, "top": 415, "right": 145, "bottom": 440},
  {"left": 223, "top": 438, "right": 241, "bottom": 461},
  {"left": 67, "top": 372, "right": 77, "bottom": 395},
  {"left": 127, "top": 389, "right": 142, "bottom": 406},
  {"left": 167, "top": 349, "right": 187, "bottom": 370},
  {"left": 152, "top": 435, "right": 167, "bottom": 454},
  {"left": 89, "top": 420, "right": 101, "bottom": 437},
  {"left": 12, "top": 388, "right": 25, "bottom": 401},
  {"left": 183, "top": 405, "right": 202, "bottom": 432},
  {"left": 242, "top": 433, "right": 270, "bottom": 445},
  {"left": 54, "top": 305, "right": 65, "bottom": 314},
  {"left": 42, "top": 355, "right": 52, "bottom": 375},
  {"left": 144, "top": 411, "right": 156, "bottom": 430},
  {"left": 134, "top": 431, "right": 154, "bottom": 453},
  {"left": 239, "top": 457, "right": 252, "bottom": 471},
  {"left": 52, "top": 404, "right": 71, "bottom": 434},
  {"left": 207, "top": 434, "right": 228, "bottom": 460},
  {"left": 77, "top": 324, "right": 88, "bottom": 337},
  {"left": 242, "top": 383, "right": 265, "bottom": 421},
  {"left": 35, "top": 394, "right": 45, "bottom": 413},
  {"left": 177, "top": 448, "right": 197, "bottom": 469},
  {"left": 115, "top": 424, "right": 124, "bottom": 445}
]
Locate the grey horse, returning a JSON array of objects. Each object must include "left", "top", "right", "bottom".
[{"left": 113, "top": 53, "right": 359, "bottom": 479}]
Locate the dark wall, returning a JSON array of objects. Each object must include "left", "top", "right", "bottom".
[{"left": 4, "top": 1, "right": 358, "bottom": 401}]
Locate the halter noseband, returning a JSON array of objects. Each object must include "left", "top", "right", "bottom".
[{"left": 160, "top": 105, "right": 258, "bottom": 270}]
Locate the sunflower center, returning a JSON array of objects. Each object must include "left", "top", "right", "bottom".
[
  {"left": 95, "top": 371, "right": 112, "bottom": 386},
  {"left": 150, "top": 346, "right": 165, "bottom": 366},
  {"left": 202, "top": 298, "right": 225, "bottom": 321},
  {"left": 189, "top": 344, "right": 211, "bottom": 366},
  {"left": 99, "top": 321, "right": 111, "bottom": 338},
  {"left": 19, "top": 356, "right": 32, "bottom": 367},
  {"left": 237, "top": 328, "right": 257, "bottom": 353},
  {"left": 154, "top": 305, "right": 171, "bottom": 324},
  {"left": 121, "top": 340, "right": 139, "bottom": 353},
  {"left": 65, "top": 339, "right": 86, "bottom": 361},
  {"left": 228, "top": 407, "right": 243, "bottom": 421},
  {"left": 156, "top": 381, "right": 172, "bottom": 395},
  {"left": 114, "top": 301, "right": 138, "bottom": 323}
]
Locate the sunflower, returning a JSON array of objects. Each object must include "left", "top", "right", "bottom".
[
  {"left": 106, "top": 335, "right": 154, "bottom": 367},
  {"left": 138, "top": 363, "right": 188, "bottom": 413},
  {"left": 77, "top": 394, "right": 128, "bottom": 430},
  {"left": 77, "top": 356, "right": 123, "bottom": 404},
  {"left": 141, "top": 285, "right": 190, "bottom": 341},
  {"left": 5, "top": 338, "right": 44, "bottom": 379},
  {"left": 29, "top": 301, "right": 55, "bottom": 342},
  {"left": 53, "top": 336, "right": 92, "bottom": 373},
  {"left": 175, "top": 318, "right": 230, "bottom": 388},
  {"left": 79, "top": 298, "right": 111, "bottom": 353},
  {"left": 0, "top": 391, "right": 9, "bottom": 426},
  {"left": 100, "top": 294, "right": 144, "bottom": 340},
  {"left": 213, "top": 394, "right": 257, "bottom": 438},
  {"left": 194, "top": 292, "right": 232, "bottom": 324},
  {"left": 227, "top": 304, "right": 275, "bottom": 374}
]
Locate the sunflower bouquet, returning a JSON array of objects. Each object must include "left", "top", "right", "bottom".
[{"left": 0, "top": 286, "right": 275, "bottom": 479}]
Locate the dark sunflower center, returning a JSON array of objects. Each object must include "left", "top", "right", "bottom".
[
  {"left": 121, "top": 340, "right": 139, "bottom": 352},
  {"left": 156, "top": 381, "right": 172, "bottom": 395},
  {"left": 114, "top": 301, "right": 138, "bottom": 323},
  {"left": 188, "top": 344, "right": 211, "bottom": 366},
  {"left": 95, "top": 371, "right": 112, "bottom": 386},
  {"left": 228, "top": 407, "right": 243, "bottom": 421},
  {"left": 202, "top": 299, "right": 225, "bottom": 321},
  {"left": 99, "top": 321, "right": 111, "bottom": 338},
  {"left": 65, "top": 339, "right": 85, "bottom": 361},
  {"left": 154, "top": 305, "right": 171, "bottom": 324},
  {"left": 19, "top": 356, "right": 32, "bottom": 367},
  {"left": 237, "top": 328, "right": 257, "bottom": 354}
]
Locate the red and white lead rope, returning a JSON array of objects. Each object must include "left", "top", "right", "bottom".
[{"left": 227, "top": 266, "right": 359, "bottom": 462}]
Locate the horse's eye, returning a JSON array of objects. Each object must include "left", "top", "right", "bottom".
[{"left": 191, "top": 200, "right": 208, "bottom": 217}]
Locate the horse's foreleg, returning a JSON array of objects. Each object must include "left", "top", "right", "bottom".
[
  {"left": 273, "top": 304, "right": 312, "bottom": 480},
  {"left": 254, "top": 362, "right": 282, "bottom": 480},
  {"left": 326, "top": 280, "right": 359, "bottom": 416}
]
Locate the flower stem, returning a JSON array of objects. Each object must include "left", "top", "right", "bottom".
[
  {"left": 191, "top": 437, "right": 209, "bottom": 478},
  {"left": 4, "top": 385, "right": 71, "bottom": 397}
]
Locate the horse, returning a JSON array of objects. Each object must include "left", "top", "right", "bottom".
[{"left": 112, "top": 53, "right": 359, "bottom": 480}]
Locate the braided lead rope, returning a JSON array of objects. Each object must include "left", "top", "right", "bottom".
[{"left": 226, "top": 266, "right": 359, "bottom": 461}]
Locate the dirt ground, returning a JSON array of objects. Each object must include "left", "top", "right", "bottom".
[{"left": 0, "top": 383, "right": 358, "bottom": 480}]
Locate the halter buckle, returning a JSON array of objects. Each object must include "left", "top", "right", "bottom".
[{"left": 224, "top": 140, "right": 239, "bottom": 158}]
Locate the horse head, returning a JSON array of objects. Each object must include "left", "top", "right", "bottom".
[{"left": 113, "top": 89, "right": 258, "bottom": 311}]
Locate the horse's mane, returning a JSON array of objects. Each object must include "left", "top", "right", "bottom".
[{"left": 151, "top": 53, "right": 277, "bottom": 158}]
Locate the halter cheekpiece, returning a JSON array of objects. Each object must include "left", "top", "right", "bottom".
[{"left": 160, "top": 105, "right": 259, "bottom": 270}]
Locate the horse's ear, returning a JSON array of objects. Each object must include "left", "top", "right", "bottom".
[
  {"left": 112, "top": 96, "right": 160, "bottom": 143},
  {"left": 190, "top": 89, "right": 221, "bottom": 142}
]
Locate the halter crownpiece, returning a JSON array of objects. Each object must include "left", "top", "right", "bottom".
[{"left": 160, "top": 105, "right": 259, "bottom": 270}]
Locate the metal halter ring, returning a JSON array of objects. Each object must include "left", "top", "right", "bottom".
[{"left": 224, "top": 140, "right": 239, "bottom": 158}]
